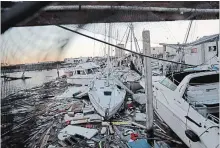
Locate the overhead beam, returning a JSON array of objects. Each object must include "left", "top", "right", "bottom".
[
  {"left": 1, "top": 1, "right": 219, "bottom": 27},
  {"left": 43, "top": 5, "right": 219, "bottom": 13},
  {"left": 16, "top": 9, "right": 219, "bottom": 26}
]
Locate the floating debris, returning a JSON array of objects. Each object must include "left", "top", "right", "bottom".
[{"left": 1, "top": 77, "right": 186, "bottom": 148}]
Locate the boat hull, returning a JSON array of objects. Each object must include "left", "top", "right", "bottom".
[
  {"left": 67, "top": 77, "right": 94, "bottom": 86},
  {"left": 153, "top": 86, "right": 219, "bottom": 148},
  {"left": 88, "top": 92, "right": 125, "bottom": 118},
  {"left": 64, "top": 71, "right": 73, "bottom": 77},
  {"left": 154, "top": 97, "right": 206, "bottom": 148},
  {"left": 88, "top": 78, "right": 126, "bottom": 119}
]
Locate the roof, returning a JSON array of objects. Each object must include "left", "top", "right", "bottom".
[
  {"left": 185, "top": 34, "right": 219, "bottom": 46},
  {"left": 159, "top": 34, "right": 219, "bottom": 48},
  {"left": 75, "top": 62, "right": 100, "bottom": 69}
]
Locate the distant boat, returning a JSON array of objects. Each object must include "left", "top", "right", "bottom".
[
  {"left": 3, "top": 76, "right": 31, "bottom": 81},
  {"left": 88, "top": 74, "right": 126, "bottom": 119},
  {"left": 63, "top": 67, "right": 75, "bottom": 77},
  {"left": 66, "top": 62, "right": 100, "bottom": 86}
]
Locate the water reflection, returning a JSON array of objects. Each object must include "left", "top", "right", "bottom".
[{"left": 1, "top": 69, "right": 63, "bottom": 98}]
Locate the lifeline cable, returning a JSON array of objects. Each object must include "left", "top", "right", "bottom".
[{"left": 56, "top": 25, "right": 196, "bottom": 67}]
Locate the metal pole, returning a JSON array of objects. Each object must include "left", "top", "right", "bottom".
[
  {"left": 104, "top": 23, "right": 107, "bottom": 57},
  {"left": 107, "top": 23, "right": 111, "bottom": 86},
  {"left": 130, "top": 24, "right": 133, "bottom": 52},
  {"left": 163, "top": 45, "right": 167, "bottom": 75},
  {"left": 216, "top": 40, "right": 219, "bottom": 57},
  {"left": 142, "top": 30, "right": 154, "bottom": 138}
]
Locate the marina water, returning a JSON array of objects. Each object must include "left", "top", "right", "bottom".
[{"left": 1, "top": 69, "right": 62, "bottom": 98}]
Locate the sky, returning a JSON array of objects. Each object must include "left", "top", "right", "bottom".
[{"left": 1, "top": 19, "right": 219, "bottom": 65}]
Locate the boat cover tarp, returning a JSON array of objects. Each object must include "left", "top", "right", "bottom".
[{"left": 187, "top": 82, "right": 219, "bottom": 104}]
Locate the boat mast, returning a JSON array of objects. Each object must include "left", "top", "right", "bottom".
[
  {"left": 130, "top": 23, "right": 133, "bottom": 52},
  {"left": 142, "top": 30, "right": 154, "bottom": 139},
  {"left": 107, "top": 23, "right": 111, "bottom": 85},
  {"left": 130, "top": 23, "right": 133, "bottom": 63},
  {"left": 177, "top": 20, "right": 193, "bottom": 71},
  {"left": 104, "top": 23, "right": 107, "bottom": 57}
]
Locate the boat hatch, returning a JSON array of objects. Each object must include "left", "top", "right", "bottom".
[
  {"left": 116, "top": 85, "right": 122, "bottom": 89},
  {"left": 104, "top": 91, "right": 112, "bottom": 96}
]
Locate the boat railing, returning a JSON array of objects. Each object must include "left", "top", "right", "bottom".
[
  {"left": 89, "top": 81, "right": 94, "bottom": 89},
  {"left": 206, "top": 113, "right": 219, "bottom": 124},
  {"left": 189, "top": 101, "right": 219, "bottom": 123}
]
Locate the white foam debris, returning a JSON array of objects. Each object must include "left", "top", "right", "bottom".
[{"left": 58, "top": 125, "right": 98, "bottom": 140}]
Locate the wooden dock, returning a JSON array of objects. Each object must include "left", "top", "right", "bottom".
[{"left": 1, "top": 76, "right": 31, "bottom": 81}]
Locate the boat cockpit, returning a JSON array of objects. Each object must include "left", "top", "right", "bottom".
[{"left": 164, "top": 70, "right": 219, "bottom": 123}]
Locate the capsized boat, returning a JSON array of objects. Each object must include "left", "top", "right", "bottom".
[
  {"left": 153, "top": 70, "right": 219, "bottom": 148},
  {"left": 88, "top": 74, "right": 126, "bottom": 119}
]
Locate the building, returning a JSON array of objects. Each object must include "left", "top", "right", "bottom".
[
  {"left": 151, "top": 46, "right": 177, "bottom": 57},
  {"left": 184, "top": 34, "right": 219, "bottom": 65},
  {"left": 115, "top": 44, "right": 125, "bottom": 57},
  {"left": 64, "top": 57, "right": 88, "bottom": 64},
  {"left": 151, "top": 47, "right": 163, "bottom": 57}
]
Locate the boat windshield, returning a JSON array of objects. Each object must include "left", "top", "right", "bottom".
[
  {"left": 86, "top": 69, "right": 94, "bottom": 74},
  {"left": 160, "top": 77, "right": 177, "bottom": 91},
  {"left": 92, "top": 68, "right": 99, "bottom": 73},
  {"left": 76, "top": 70, "right": 86, "bottom": 75}
]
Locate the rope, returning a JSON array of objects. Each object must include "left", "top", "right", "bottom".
[
  {"left": 119, "top": 26, "right": 129, "bottom": 44},
  {"left": 56, "top": 25, "right": 196, "bottom": 67}
]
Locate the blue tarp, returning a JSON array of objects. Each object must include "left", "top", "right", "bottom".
[{"left": 127, "top": 139, "right": 151, "bottom": 148}]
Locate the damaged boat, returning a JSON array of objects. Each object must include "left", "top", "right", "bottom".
[
  {"left": 153, "top": 70, "right": 219, "bottom": 148},
  {"left": 88, "top": 23, "right": 126, "bottom": 119},
  {"left": 67, "top": 62, "right": 100, "bottom": 86},
  {"left": 88, "top": 74, "right": 126, "bottom": 119}
]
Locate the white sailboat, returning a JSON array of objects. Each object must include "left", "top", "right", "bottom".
[
  {"left": 88, "top": 23, "right": 126, "bottom": 119},
  {"left": 151, "top": 70, "right": 219, "bottom": 148},
  {"left": 88, "top": 75, "right": 126, "bottom": 119}
]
